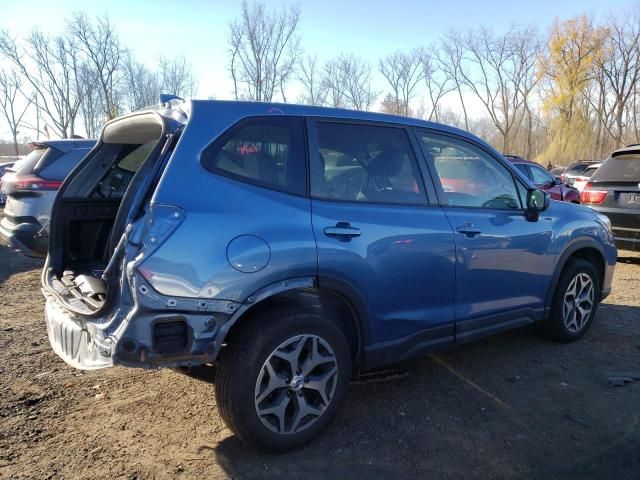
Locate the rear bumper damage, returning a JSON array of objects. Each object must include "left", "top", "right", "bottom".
[{"left": 42, "top": 268, "right": 240, "bottom": 370}]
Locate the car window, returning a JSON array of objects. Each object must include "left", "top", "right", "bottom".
[
  {"left": 418, "top": 132, "right": 522, "bottom": 210},
  {"left": 92, "top": 142, "right": 156, "bottom": 199},
  {"left": 592, "top": 155, "right": 640, "bottom": 182},
  {"left": 201, "top": 116, "right": 306, "bottom": 196},
  {"left": 529, "top": 164, "right": 554, "bottom": 184},
  {"left": 513, "top": 163, "right": 531, "bottom": 179},
  {"left": 310, "top": 122, "right": 426, "bottom": 205},
  {"left": 583, "top": 166, "right": 599, "bottom": 177},
  {"left": 12, "top": 148, "right": 47, "bottom": 174},
  {"left": 39, "top": 148, "right": 91, "bottom": 180},
  {"left": 566, "top": 162, "right": 590, "bottom": 174}
]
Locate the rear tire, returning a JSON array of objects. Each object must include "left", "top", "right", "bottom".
[
  {"left": 537, "top": 258, "right": 600, "bottom": 342},
  {"left": 215, "top": 307, "right": 352, "bottom": 452}
]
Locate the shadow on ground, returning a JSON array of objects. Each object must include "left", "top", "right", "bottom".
[
  {"left": 0, "top": 245, "right": 42, "bottom": 285},
  {"left": 618, "top": 254, "right": 640, "bottom": 266},
  {"left": 206, "top": 309, "right": 640, "bottom": 479}
]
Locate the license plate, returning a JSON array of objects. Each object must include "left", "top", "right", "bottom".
[
  {"left": 629, "top": 194, "right": 640, "bottom": 205},
  {"left": 4, "top": 196, "right": 13, "bottom": 210}
]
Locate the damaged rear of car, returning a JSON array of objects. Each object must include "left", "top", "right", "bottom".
[
  {"left": 41, "top": 100, "right": 205, "bottom": 369},
  {"left": 41, "top": 98, "right": 318, "bottom": 373}
]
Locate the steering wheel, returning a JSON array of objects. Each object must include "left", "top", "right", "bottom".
[{"left": 482, "top": 194, "right": 518, "bottom": 210}]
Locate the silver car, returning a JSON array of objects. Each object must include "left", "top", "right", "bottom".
[{"left": 0, "top": 140, "right": 94, "bottom": 257}]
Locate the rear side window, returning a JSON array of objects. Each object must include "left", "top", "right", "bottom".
[
  {"left": 309, "top": 122, "right": 427, "bottom": 205},
  {"left": 12, "top": 148, "right": 48, "bottom": 174},
  {"left": 592, "top": 155, "right": 640, "bottom": 182},
  {"left": 566, "top": 162, "right": 590, "bottom": 174},
  {"left": 201, "top": 116, "right": 306, "bottom": 196}
]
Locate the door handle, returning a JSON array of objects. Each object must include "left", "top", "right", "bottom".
[
  {"left": 456, "top": 225, "right": 482, "bottom": 237},
  {"left": 324, "top": 222, "right": 361, "bottom": 241}
]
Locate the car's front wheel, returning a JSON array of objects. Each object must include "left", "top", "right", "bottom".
[
  {"left": 538, "top": 258, "right": 601, "bottom": 342},
  {"left": 215, "top": 307, "right": 352, "bottom": 452}
]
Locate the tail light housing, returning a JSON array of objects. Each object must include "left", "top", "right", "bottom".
[
  {"left": 580, "top": 183, "right": 607, "bottom": 204},
  {"left": 3, "top": 174, "right": 62, "bottom": 193}
]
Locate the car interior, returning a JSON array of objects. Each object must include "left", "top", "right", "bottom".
[{"left": 47, "top": 115, "right": 165, "bottom": 312}]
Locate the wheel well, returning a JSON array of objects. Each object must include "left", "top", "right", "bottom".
[
  {"left": 567, "top": 247, "right": 605, "bottom": 292},
  {"left": 222, "top": 288, "right": 362, "bottom": 363}
]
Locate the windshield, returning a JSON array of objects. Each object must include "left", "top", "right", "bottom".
[{"left": 592, "top": 155, "right": 640, "bottom": 182}]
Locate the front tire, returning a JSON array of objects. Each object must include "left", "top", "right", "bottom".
[
  {"left": 538, "top": 258, "right": 601, "bottom": 342},
  {"left": 215, "top": 307, "right": 352, "bottom": 452}
]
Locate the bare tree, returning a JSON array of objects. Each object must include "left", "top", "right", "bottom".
[
  {"left": 68, "top": 13, "right": 123, "bottom": 121},
  {"left": 322, "top": 54, "right": 377, "bottom": 111},
  {"left": 297, "top": 54, "right": 326, "bottom": 105},
  {"left": 439, "top": 32, "right": 470, "bottom": 130},
  {"left": 228, "top": 0, "right": 301, "bottom": 102},
  {"left": 0, "top": 30, "right": 83, "bottom": 138},
  {"left": 0, "top": 69, "right": 31, "bottom": 154},
  {"left": 321, "top": 58, "right": 346, "bottom": 108},
  {"left": 454, "top": 27, "right": 540, "bottom": 153},
  {"left": 420, "top": 47, "right": 455, "bottom": 122},
  {"left": 379, "top": 49, "right": 423, "bottom": 116},
  {"left": 159, "top": 56, "right": 197, "bottom": 98},
  {"left": 592, "top": 12, "right": 640, "bottom": 150},
  {"left": 121, "top": 54, "right": 161, "bottom": 112}
]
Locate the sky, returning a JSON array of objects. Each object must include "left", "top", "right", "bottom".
[{"left": 0, "top": 0, "right": 637, "bottom": 139}]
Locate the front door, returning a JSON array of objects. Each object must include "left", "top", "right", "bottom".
[{"left": 415, "top": 130, "right": 555, "bottom": 342}]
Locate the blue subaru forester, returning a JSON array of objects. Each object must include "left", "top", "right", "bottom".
[{"left": 42, "top": 98, "right": 616, "bottom": 451}]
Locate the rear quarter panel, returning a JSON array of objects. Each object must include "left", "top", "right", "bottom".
[{"left": 141, "top": 103, "right": 317, "bottom": 302}]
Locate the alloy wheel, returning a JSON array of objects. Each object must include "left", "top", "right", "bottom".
[
  {"left": 254, "top": 334, "right": 338, "bottom": 435},
  {"left": 562, "top": 272, "right": 595, "bottom": 333}
]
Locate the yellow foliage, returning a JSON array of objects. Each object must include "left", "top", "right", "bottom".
[{"left": 537, "top": 15, "right": 608, "bottom": 163}]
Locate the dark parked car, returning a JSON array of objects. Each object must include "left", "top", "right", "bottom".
[
  {"left": 504, "top": 155, "right": 580, "bottom": 203},
  {"left": 561, "top": 160, "right": 601, "bottom": 186},
  {"left": 581, "top": 145, "right": 640, "bottom": 251},
  {"left": 42, "top": 99, "right": 616, "bottom": 452},
  {"left": 0, "top": 140, "right": 95, "bottom": 256}
]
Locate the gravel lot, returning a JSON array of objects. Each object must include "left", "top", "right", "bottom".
[{"left": 0, "top": 244, "right": 639, "bottom": 479}]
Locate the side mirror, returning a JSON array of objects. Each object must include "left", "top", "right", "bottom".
[
  {"left": 525, "top": 189, "right": 550, "bottom": 221},
  {"left": 553, "top": 177, "right": 562, "bottom": 185}
]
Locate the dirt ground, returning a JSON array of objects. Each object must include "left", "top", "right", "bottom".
[{"left": 0, "top": 246, "right": 639, "bottom": 480}]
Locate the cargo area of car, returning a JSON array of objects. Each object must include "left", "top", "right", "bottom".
[{"left": 45, "top": 113, "right": 169, "bottom": 314}]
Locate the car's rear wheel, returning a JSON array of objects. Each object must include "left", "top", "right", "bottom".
[
  {"left": 215, "top": 307, "right": 352, "bottom": 452},
  {"left": 538, "top": 258, "right": 600, "bottom": 342}
]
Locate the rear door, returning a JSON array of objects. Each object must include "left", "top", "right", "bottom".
[
  {"left": 307, "top": 119, "right": 456, "bottom": 351},
  {"left": 415, "top": 130, "right": 555, "bottom": 342}
]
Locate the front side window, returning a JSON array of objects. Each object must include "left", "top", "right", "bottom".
[
  {"left": 529, "top": 164, "right": 555, "bottom": 185},
  {"left": 418, "top": 132, "right": 522, "bottom": 210},
  {"left": 310, "top": 122, "right": 426, "bottom": 205},
  {"left": 201, "top": 116, "right": 306, "bottom": 195}
]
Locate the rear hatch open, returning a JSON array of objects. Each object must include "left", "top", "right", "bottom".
[{"left": 43, "top": 108, "right": 184, "bottom": 316}]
